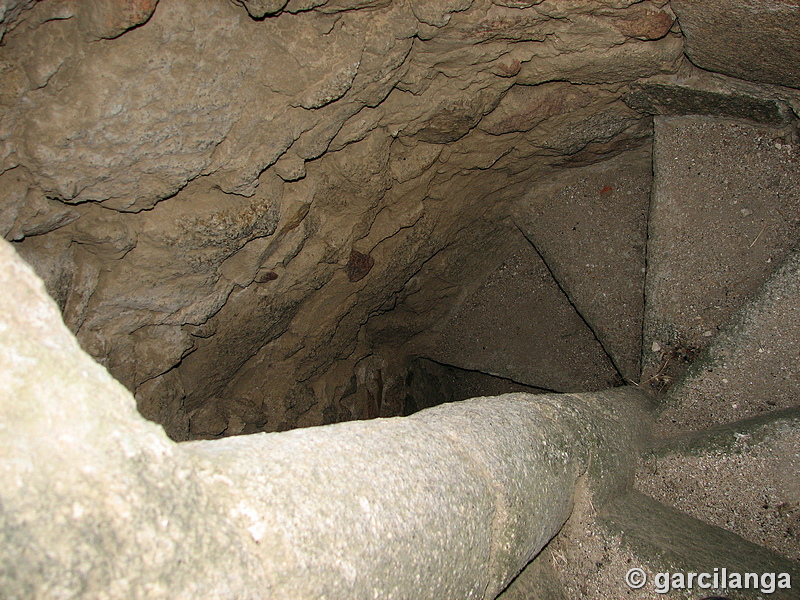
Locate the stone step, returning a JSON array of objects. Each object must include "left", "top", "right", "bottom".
[
  {"left": 403, "top": 357, "right": 548, "bottom": 416},
  {"left": 511, "top": 144, "right": 651, "bottom": 384},
  {"left": 502, "top": 490, "right": 800, "bottom": 599},
  {"left": 642, "top": 114, "right": 800, "bottom": 392},
  {"left": 639, "top": 407, "right": 800, "bottom": 563},
  {"left": 428, "top": 233, "right": 623, "bottom": 393},
  {"left": 656, "top": 246, "right": 800, "bottom": 435}
]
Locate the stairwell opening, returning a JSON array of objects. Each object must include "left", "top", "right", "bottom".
[
  {"left": 3, "top": 0, "right": 686, "bottom": 444},
  {"left": 173, "top": 139, "right": 656, "bottom": 441},
  {"left": 4, "top": 0, "right": 800, "bottom": 596}
]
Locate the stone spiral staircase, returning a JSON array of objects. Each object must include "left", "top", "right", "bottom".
[
  {"left": 4, "top": 110, "right": 798, "bottom": 600},
  {"left": 2, "top": 3, "right": 800, "bottom": 597},
  {"left": 485, "top": 114, "right": 800, "bottom": 598}
]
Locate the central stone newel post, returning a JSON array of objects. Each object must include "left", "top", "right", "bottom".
[{"left": 183, "top": 386, "right": 648, "bottom": 599}]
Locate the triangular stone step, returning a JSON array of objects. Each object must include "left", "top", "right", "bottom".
[
  {"left": 643, "top": 115, "right": 800, "bottom": 390},
  {"left": 600, "top": 492, "right": 800, "bottom": 599},
  {"left": 403, "top": 357, "right": 547, "bottom": 416},
  {"left": 657, "top": 246, "right": 800, "bottom": 435},
  {"left": 639, "top": 407, "right": 800, "bottom": 562},
  {"left": 512, "top": 145, "right": 651, "bottom": 384},
  {"left": 501, "top": 490, "right": 800, "bottom": 599},
  {"left": 428, "top": 235, "right": 622, "bottom": 393}
]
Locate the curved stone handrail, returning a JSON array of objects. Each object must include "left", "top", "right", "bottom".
[{"left": 0, "top": 238, "right": 648, "bottom": 599}]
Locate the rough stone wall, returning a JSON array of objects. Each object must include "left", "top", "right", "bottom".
[{"left": 0, "top": 0, "right": 682, "bottom": 439}]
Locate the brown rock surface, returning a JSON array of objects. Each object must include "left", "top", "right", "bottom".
[
  {"left": 3, "top": 0, "right": 800, "bottom": 595},
  {"left": 672, "top": 0, "right": 800, "bottom": 89},
  {"left": 478, "top": 82, "right": 594, "bottom": 135},
  {"left": 0, "top": 0, "right": 684, "bottom": 437},
  {"left": 608, "top": 4, "right": 675, "bottom": 41},
  {"left": 77, "top": 0, "right": 160, "bottom": 40},
  {"left": 0, "top": 0, "right": 39, "bottom": 41}
]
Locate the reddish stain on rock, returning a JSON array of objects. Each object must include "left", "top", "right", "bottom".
[
  {"left": 480, "top": 83, "right": 592, "bottom": 136},
  {"left": 600, "top": 185, "right": 614, "bottom": 196},
  {"left": 497, "top": 59, "right": 522, "bottom": 77},
  {"left": 255, "top": 270, "right": 279, "bottom": 282},
  {"left": 345, "top": 250, "right": 375, "bottom": 282},
  {"left": 84, "top": 0, "right": 160, "bottom": 40},
  {"left": 611, "top": 8, "right": 674, "bottom": 41}
]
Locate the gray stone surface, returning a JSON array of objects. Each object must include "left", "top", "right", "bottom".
[
  {"left": 496, "top": 556, "right": 568, "bottom": 600},
  {"left": 640, "top": 408, "right": 800, "bottom": 561},
  {"left": 0, "top": 241, "right": 269, "bottom": 599},
  {"left": 673, "top": 0, "right": 800, "bottom": 89},
  {"left": 625, "top": 65, "right": 799, "bottom": 124},
  {"left": 534, "top": 490, "right": 800, "bottom": 599},
  {"left": 0, "top": 238, "right": 650, "bottom": 599},
  {"left": 191, "top": 418, "right": 498, "bottom": 600},
  {"left": 657, "top": 248, "right": 800, "bottom": 435},
  {"left": 430, "top": 235, "right": 623, "bottom": 393},
  {"left": 601, "top": 492, "right": 800, "bottom": 598},
  {"left": 627, "top": 82, "right": 790, "bottom": 124},
  {"left": 513, "top": 145, "right": 652, "bottom": 383},
  {"left": 184, "top": 387, "right": 648, "bottom": 599},
  {"left": 408, "top": 388, "right": 648, "bottom": 598},
  {"left": 643, "top": 115, "right": 800, "bottom": 388}
]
